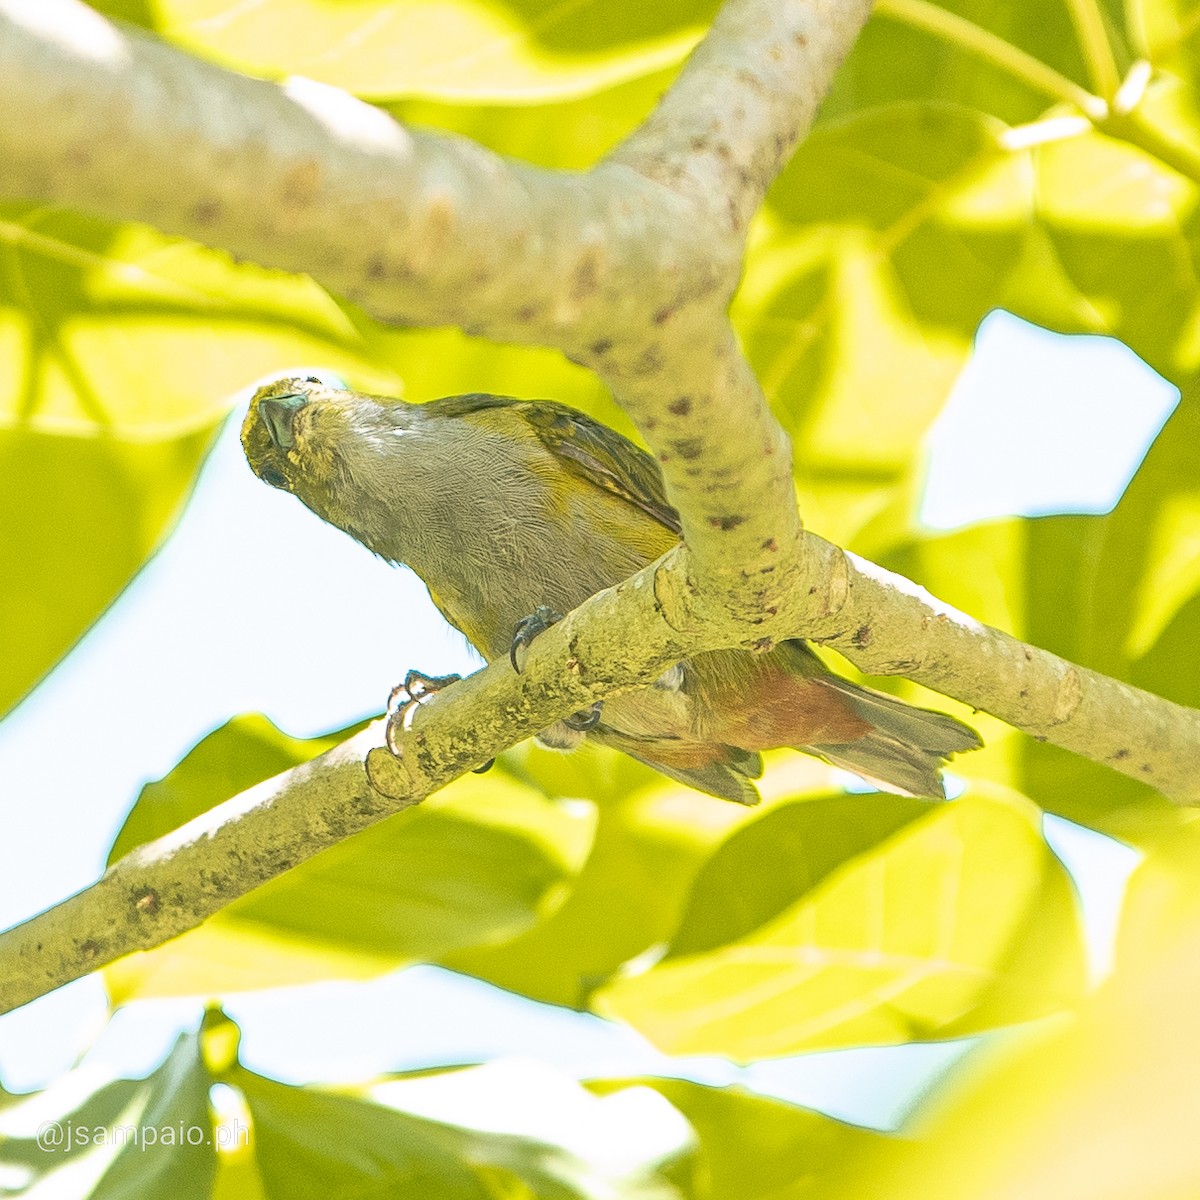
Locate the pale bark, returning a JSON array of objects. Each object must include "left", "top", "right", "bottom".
[{"left": 0, "top": 0, "right": 1198, "bottom": 1014}]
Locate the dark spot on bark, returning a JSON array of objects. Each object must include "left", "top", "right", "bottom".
[
  {"left": 643, "top": 416, "right": 658, "bottom": 431},
  {"left": 795, "top": 31, "right": 808, "bottom": 46},
  {"left": 764, "top": 605, "right": 778, "bottom": 616},
  {"left": 637, "top": 345, "right": 664, "bottom": 374},
  {"left": 672, "top": 437, "right": 704, "bottom": 460},
  {"left": 852, "top": 624, "right": 873, "bottom": 648},
  {"left": 134, "top": 888, "right": 160, "bottom": 916},
  {"left": 1019, "top": 688, "right": 1028, "bottom": 699},
  {"left": 1024, "top": 648, "right": 1034, "bottom": 661},
  {"left": 750, "top": 637, "right": 773, "bottom": 652},
  {"left": 708, "top": 513, "right": 746, "bottom": 531},
  {"left": 283, "top": 159, "right": 322, "bottom": 206},
  {"left": 1034, "top": 734, "right": 1048, "bottom": 742},
  {"left": 762, "top": 537, "right": 778, "bottom": 552},
  {"left": 81, "top": 939, "right": 101, "bottom": 960},
  {"left": 691, "top": 136, "right": 707, "bottom": 151},
  {"left": 659, "top": 453, "right": 671, "bottom": 464},
  {"left": 572, "top": 249, "right": 600, "bottom": 299},
  {"left": 517, "top": 304, "right": 538, "bottom": 322},
  {"left": 1140, "top": 763, "right": 1154, "bottom": 774},
  {"left": 808, "top": 585, "right": 817, "bottom": 595},
  {"left": 669, "top": 396, "right": 692, "bottom": 416},
  {"left": 590, "top": 338, "right": 613, "bottom": 356},
  {"left": 654, "top": 307, "right": 673, "bottom": 326},
  {"left": 1113, "top": 747, "right": 1130, "bottom": 760},
  {"left": 366, "top": 255, "right": 386, "bottom": 281},
  {"left": 193, "top": 199, "right": 221, "bottom": 226}
]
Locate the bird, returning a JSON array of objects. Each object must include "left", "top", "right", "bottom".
[{"left": 241, "top": 376, "right": 981, "bottom": 804}]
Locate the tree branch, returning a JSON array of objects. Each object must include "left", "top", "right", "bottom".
[
  {"left": 1, "top": 0, "right": 1199, "bottom": 1014},
  {"left": 4, "top": 530, "right": 1198, "bottom": 1013}
]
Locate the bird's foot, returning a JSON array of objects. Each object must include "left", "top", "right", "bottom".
[
  {"left": 509, "top": 605, "right": 563, "bottom": 673},
  {"left": 510, "top": 607, "right": 605, "bottom": 740},
  {"left": 562, "top": 703, "right": 603, "bottom": 732},
  {"left": 385, "top": 669, "right": 462, "bottom": 754}
]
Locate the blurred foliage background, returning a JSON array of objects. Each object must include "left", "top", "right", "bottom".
[{"left": 2, "top": 0, "right": 1200, "bottom": 1195}]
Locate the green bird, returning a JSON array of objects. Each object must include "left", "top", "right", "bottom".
[{"left": 241, "top": 377, "right": 980, "bottom": 804}]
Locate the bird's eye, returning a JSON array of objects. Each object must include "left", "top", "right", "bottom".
[{"left": 261, "top": 466, "right": 288, "bottom": 489}]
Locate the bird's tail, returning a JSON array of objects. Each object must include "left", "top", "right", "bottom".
[{"left": 799, "top": 675, "right": 982, "bottom": 800}]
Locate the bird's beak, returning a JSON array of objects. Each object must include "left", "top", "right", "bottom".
[{"left": 258, "top": 393, "right": 307, "bottom": 450}]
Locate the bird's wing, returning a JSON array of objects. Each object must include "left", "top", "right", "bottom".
[{"left": 432, "top": 393, "right": 683, "bottom": 536}]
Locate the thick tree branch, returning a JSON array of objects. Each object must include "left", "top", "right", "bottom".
[
  {"left": 0, "top": 0, "right": 727, "bottom": 355},
  {"left": 1, "top": 0, "right": 1199, "bottom": 1014}
]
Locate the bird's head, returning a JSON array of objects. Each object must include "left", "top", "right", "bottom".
[{"left": 241, "top": 376, "right": 423, "bottom": 542}]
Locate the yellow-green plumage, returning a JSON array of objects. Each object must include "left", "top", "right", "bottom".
[{"left": 242, "top": 377, "right": 981, "bottom": 803}]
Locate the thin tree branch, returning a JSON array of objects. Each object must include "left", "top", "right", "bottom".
[
  {"left": 4, "top": 531, "right": 1198, "bottom": 1013},
  {"left": 1063, "top": 0, "right": 1123, "bottom": 100},
  {"left": 874, "top": 0, "right": 1108, "bottom": 119}
]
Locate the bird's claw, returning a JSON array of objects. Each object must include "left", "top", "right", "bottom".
[
  {"left": 385, "top": 669, "right": 462, "bottom": 754},
  {"left": 509, "top": 605, "right": 564, "bottom": 673}
]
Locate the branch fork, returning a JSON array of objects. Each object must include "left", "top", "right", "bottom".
[{"left": 0, "top": 0, "right": 1198, "bottom": 1014}]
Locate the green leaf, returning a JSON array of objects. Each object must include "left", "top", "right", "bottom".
[
  {"left": 442, "top": 740, "right": 765, "bottom": 1008},
  {"left": 90, "top": 0, "right": 713, "bottom": 101},
  {"left": 1130, "top": 0, "right": 1200, "bottom": 85},
  {"left": 736, "top": 102, "right": 1030, "bottom": 549},
  {"left": 588, "top": 1076, "right": 894, "bottom": 1200},
  {"left": 386, "top": 66, "right": 675, "bottom": 170},
  {"left": 822, "top": 826, "right": 1200, "bottom": 1199},
  {"left": 666, "top": 793, "right": 932, "bottom": 960},
  {"left": 0, "top": 204, "right": 399, "bottom": 717},
  {"left": 0, "top": 1032, "right": 216, "bottom": 1199},
  {"left": 0, "top": 422, "right": 216, "bottom": 718},
  {"left": 236, "top": 1062, "right": 688, "bottom": 1199},
  {"left": 104, "top": 716, "right": 594, "bottom": 1001},
  {"left": 825, "top": 0, "right": 1099, "bottom": 128},
  {"left": 595, "top": 793, "right": 1084, "bottom": 1059}
]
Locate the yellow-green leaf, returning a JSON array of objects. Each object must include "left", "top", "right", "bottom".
[
  {"left": 0, "top": 204, "right": 397, "bottom": 716},
  {"left": 823, "top": 826, "right": 1200, "bottom": 1199},
  {"left": 596, "top": 793, "right": 1084, "bottom": 1059},
  {"left": 92, "top": 0, "right": 713, "bottom": 101}
]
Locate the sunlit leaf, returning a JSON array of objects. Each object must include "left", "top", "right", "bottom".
[
  {"left": 823, "top": 826, "right": 1200, "bottom": 1200},
  {"left": 237, "top": 1060, "right": 688, "bottom": 1199},
  {"left": 91, "top": 0, "right": 711, "bottom": 101},
  {"left": 596, "top": 793, "right": 1084, "bottom": 1058},
  {"left": 824, "top": 0, "right": 1097, "bottom": 127},
  {"left": 0, "top": 423, "right": 216, "bottom": 718},
  {"left": 735, "top": 103, "right": 1032, "bottom": 548},
  {"left": 0, "top": 204, "right": 397, "bottom": 717},
  {"left": 387, "top": 66, "right": 673, "bottom": 170},
  {"left": 588, "top": 1076, "right": 893, "bottom": 1200},
  {"left": 104, "top": 717, "right": 594, "bottom": 1001},
  {"left": 666, "top": 793, "right": 932, "bottom": 960},
  {"left": 0, "top": 1032, "right": 216, "bottom": 1198},
  {"left": 443, "top": 741, "right": 756, "bottom": 1008}
]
